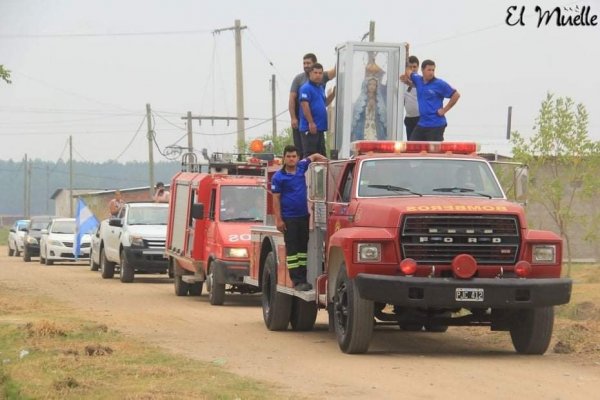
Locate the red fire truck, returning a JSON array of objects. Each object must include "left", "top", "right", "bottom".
[
  {"left": 241, "top": 41, "right": 572, "bottom": 354},
  {"left": 244, "top": 140, "right": 572, "bottom": 354},
  {"left": 165, "top": 152, "right": 273, "bottom": 305}
]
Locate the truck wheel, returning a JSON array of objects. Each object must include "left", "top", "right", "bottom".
[
  {"left": 188, "top": 282, "right": 203, "bottom": 296},
  {"left": 174, "top": 275, "right": 189, "bottom": 296},
  {"left": 14, "top": 247, "right": 20, "bottom": 257},
  {"left": 510, "top": 307, "right": 554, "bottom": 355},
  {"left": 261, "top": 252, "right": 292, "bottom": 331},
  {"left": 8, "top": 243, "right": 14, "bottom": 257},
  {"left": 90, "top": 250, "right": 99, "bottom": 271},
  {"left": 333, "top": 264, "right": 374, "bottom": 354},
  {"left": 23, "top": 246, "right": 31, "bottom": 262},
  {"left": 290, "top": 297, "right": 318, "bottom": 331},
  {"left": 208, "top": 267, "right": 226, "bottom": 306},
  {"left": 119, "top": 250, "right": 135, "bottom": 283},
  {"left": 424, "top": 324, "right": 448, "bottom": 332},
  {"left": 100, "top": 248, "right": 115, "bottom": 279}
]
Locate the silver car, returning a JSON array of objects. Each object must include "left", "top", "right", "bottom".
[{"left": 8, "top": 219, "right": 29, "bottom": 257}]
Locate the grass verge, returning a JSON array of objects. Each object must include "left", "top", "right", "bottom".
[{"left": 0, "top": 286, "right": 278, "bottom": 400}]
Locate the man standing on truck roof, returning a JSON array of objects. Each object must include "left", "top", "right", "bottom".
[
  {"left": 289, "top": 53, "right": 335, "bottom": 158},
  {"left": 271, "top": 145, "right": 327, "bottom": 291},
  {"left": 401, "top": 49, "right": 460, "bottom": 141},
  {"left": 298, "top": 63, "right": 336, "bottom": 157}
]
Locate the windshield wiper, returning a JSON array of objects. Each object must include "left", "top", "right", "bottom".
[
  {"left": 432, "top": 187, "right": 492, "bottom": 199},
  {"left": 367, "top": 184, "right": 423, "bottom": 197},
  {"left": 222, "top": 217, "right": 264, "bottom": 222}
]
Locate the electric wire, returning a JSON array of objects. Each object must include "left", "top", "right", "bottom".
[
  {"left": 112, "top": 115, "right": 147, "bottom": 161},
  {"left": 0, "top": 29, "right": 212, "bottom": 39}
]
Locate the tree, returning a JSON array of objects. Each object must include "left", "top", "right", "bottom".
[
  {"left": 244, "top": 128, "right": 293, "bottom": 155},
  {"left": 511, "top": 93, "right": 600, "bottom": 276},
  {"left": 0, "top": 65, "right": 12, "bottom": 84}
]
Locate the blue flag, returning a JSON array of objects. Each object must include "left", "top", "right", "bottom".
[{"left": 74, "top": 198, "right": 99, "bottom": 259}]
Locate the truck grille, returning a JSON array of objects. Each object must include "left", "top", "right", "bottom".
[
  {"left": 143, "top": 239, "right": 166, "bottom": 249},
  {"left": 401, "top": 214, "right": 520, "bottom": 265}
]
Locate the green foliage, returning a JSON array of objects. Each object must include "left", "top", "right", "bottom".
[
  {"left": 243, "top": 128, "right": 293, "bottom": 156},
  {"left": 0, "top": 226, "right": 8, "bottom": 245},
  {"left": 511, "top": 93, "right": 600, "bottom": 275},
  {"left": 0, "top": 65, "right": 11, "bottom": 84}
]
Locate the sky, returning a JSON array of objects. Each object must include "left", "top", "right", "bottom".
[{"left": 1, "top": 0, "right": 599, "bottom": 163}]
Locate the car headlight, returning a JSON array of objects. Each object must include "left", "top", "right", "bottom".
[
  {"left": 26, "top": 236, "right": 38, "bottom": 245},
  {"left": 532, "top": 245, "right": 556, "bottom": 264},
  {"left": 130, "top": 236, "right": 145, "bottom": 247},
  {"left": 50, "top": 240, "right": 63, "bottom": 246},
  {"left": 357, "top": 243, "right": 381, "bottom": 262},
  {"left": 223, "top": 247, "right": 248, "bottom": 258}
]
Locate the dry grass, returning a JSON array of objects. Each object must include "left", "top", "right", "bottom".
[{"left": 0, "top": 287, "right": 277, "bottom": 400}]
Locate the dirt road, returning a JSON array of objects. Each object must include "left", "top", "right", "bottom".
[{"left": 1, "top": 248, "right": 598, "bottom": 399}]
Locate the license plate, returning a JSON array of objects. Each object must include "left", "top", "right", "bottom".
[{"left": 455, "top": 288, "right": 484, "bottom": 302}]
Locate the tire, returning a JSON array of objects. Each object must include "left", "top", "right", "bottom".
[
  {"left": 14, "top": 248, "right": 20, "bottom": 257},
  {"left": 100, "top": 248, "right": 115, "bottom": 279},
  {"left": 424, "top": 324, "right": 448, "bottom": 333},
  {"left": 8, "top": 243, "right": 14, "bottom": 257},
  {"left": 261, "top": 252, "right": 292, "bottom": 331},
  {"left": 333, "top": 264, "right": 374, "bottom": 354},
  {"left": 90, "top": 249, "right": 99, "bottom": 271},
  {"left": 45, "top": 250, "right": 54, "bottom": 266},
  {"left": 174, "top": 275, "right": 189, "bottom": 296},
  {"left": 510, "top": 307, "right": 554, "bottom": 355},
  {"left": 290, "top": 297, "right": 318, "bottom": 331},
  {"left": 208, "top": 266, "right": 225, "bottom": 306},
  {"left": 119, "top": 250, "right": 134, "bottom": 283},
  {"left": 188, "top": 282, "right": 203, "bottom": 296},
  {"left": 23, "top": 246, "right": 31, "bottom": 262},
  {"left": 39, "top": 248, "right": 45, "bottom": 264}
]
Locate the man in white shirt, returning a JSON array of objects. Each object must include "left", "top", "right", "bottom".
[{"left": 404, "top": 55, "right": 420, "bottom": 140}]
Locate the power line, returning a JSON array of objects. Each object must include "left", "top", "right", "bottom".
[
  {"left": 193, "top": 109, "right": 287, "bottom": 136},
  {"left": 152, "top": 111, "right": 187, "bottom": 131},
  {"left": 112, "top": 115, "right": 147, "bottom": 162},
  {"left": 0, "top": 29, "right": 212, "bottom": 39}
]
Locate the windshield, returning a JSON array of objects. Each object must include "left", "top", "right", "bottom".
[
  {"left": 127, "top": 206, "right": 168, "bottom": 225},
  {"left": 51, "top": 220, "right": 76, "bottom": 234},
  {"left": 220, "top": 186, "right": 265, "bottom": 222},
  {"left": 357, "top": 159, "right": 504, "bottom": 198},
  {"left": 30, "top": 220, "right": 51, "bottom": 230}
]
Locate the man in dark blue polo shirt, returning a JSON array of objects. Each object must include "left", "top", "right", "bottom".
[
  {"left": 402, "top": 59, "right": 460, "bottom": 141},
  {"left": 271, "top": 145, "right": 327, "bottom": 291},
  {"left": 298, "top": 63, "right": 336, "bottom": 157}
]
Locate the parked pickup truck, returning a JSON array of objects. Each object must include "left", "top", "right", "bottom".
[{"left": 98, "top": 202, "right": 170, "bottom": 283}]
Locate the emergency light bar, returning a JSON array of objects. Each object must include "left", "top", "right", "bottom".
[{"left": 351, "top": 141, "right": 480, "bottom": 155}]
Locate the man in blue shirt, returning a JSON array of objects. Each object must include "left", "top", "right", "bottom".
[
  {"left": 271, "top": 145, "right": 327, "bottom": 291},
  {"left": 298, "top": 63, "right": 336, "bottom": 157},
  {"left": 402, "top": 58, "right": 460, "bottom": 141}
]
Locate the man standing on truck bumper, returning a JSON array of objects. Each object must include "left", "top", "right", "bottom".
[{"left": 271, "top": 145, "right": 327, "bottom": 291}]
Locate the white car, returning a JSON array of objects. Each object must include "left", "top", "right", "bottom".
[
  {"left": 8, "top": 219, "right": 29, "bottom": 257},
  {"left": 39, "top": 218, "right": 91, "bottom": 265}
]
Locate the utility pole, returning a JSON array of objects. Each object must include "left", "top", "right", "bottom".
[
  {"left": 46, "top": 164, "right": 49, "bottom": 214},
  {"left": 23, "top": 154, "right": 28, "bottom": 218},
  {"left": 214, "top": 20, "right": 247, "bottom": 152},
  {"left": 369, "top": 20, "right": 375, "bottom": 41},
  {"left": 271, "top": 74, "right": 277, "bottom": 140},
  {"left": 27, "top": 160, "right": 31, "bottom": 218},
  {"left": 69, "top": 135, "right": 73, "bottom": 217},
  {"left": 506, "top": 106, "right": 513, "bottom": 140},
  {"left": 186, "top": 111, "right": 193, "bottom": 152},
  {"left": 146, "top": 103, "right": 155, "bottom": 198}
]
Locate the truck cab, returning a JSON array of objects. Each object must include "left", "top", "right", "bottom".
[{"left": 166, "top": 154, "right": 272, "bottom": 305}]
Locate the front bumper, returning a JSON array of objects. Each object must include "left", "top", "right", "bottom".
[
  {"left": 355, "top": 274, "right": 572, "bottom": 309},
  {"left": 47, "top": 244, "right": 90, "bottom": 261},
  {"left": 212, "top": 259, "right": 250, "bottom": 285},
  {"left": 123, "top": 246, "right": 168, "bottom": 272}
]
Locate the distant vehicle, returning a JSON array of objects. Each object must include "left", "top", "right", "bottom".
[
  {"left": 22, "top": 216, "right": 54, "bottom": 262},
  {"left": 8, "top": 219, "right": 29, "bottom": 257},
  {"left": 99, "top": 202, "right": 169, "bottom": 283},
  {"left": 39, "top": 218, "right": 92, "bottom": 265},
  {"left": 89, "top": 221, "right": 105, "bottom": 271}
]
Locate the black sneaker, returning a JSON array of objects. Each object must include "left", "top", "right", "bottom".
[{"left": 294, "top": 282, "right": 313, "bottom": 291}]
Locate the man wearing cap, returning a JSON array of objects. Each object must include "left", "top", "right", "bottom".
[{"left": 153, "top": 182, "right": 170, "bottom": 203}]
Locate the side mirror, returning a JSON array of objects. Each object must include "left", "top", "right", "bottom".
[
  {"left": 191, "top": 203, "right": 205, "bottom": 219},
  {"left": 308, "top": 162, "right": 327, "bottom": 202},
  {"left": 9, "top": 228, "right": 15, "bottom": 233},
  {"left": 514, "top": 166, "right": 529, "bottom": 204},
  {"left": 108, "top": 218, "right": 123, "bottom": 228}
]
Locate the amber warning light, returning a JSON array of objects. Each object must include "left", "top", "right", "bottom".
[{"left": 351, "top": 141, "right": 480, "bottom": 155}]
